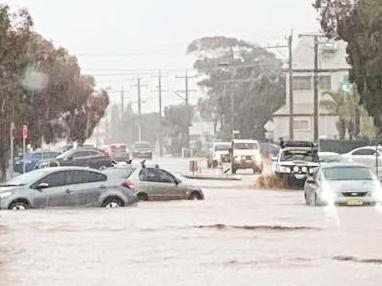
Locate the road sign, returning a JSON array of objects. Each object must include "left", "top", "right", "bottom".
[
  {"left": 10, "top": 122, "right": 15, "bottom": 140},
  {"left": 22, "top": 124, "right": 28, "bottom": 139},
  {"left": 341, "top": 80, "right": 352, "bottom": 92}
]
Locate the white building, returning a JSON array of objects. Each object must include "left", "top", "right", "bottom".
[{"left": 270, "top": 38, "right": 350, "bottom": 142}]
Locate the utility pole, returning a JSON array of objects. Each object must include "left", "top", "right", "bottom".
[
  {"left": 120, "top": 86, "right": 125, "bottom": 115},
  {"left": 136, "top": 77, "right": 142, "bottom": 142},
  {"left": 313, "top": 35, "right": 319, "bottom": 143},
  {"left": 288, "top": 32, "right": 294, "bottom": 141},
  {"left": 157, "top": 71, "right": 164, "bottom": 157},
  {"left": 176, "top": 71, "right": 197, "bottom": 150}
]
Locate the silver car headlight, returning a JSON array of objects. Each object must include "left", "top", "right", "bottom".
[
  {"left": 293, "top": 166, "right": 299, "bottom": 172},
  {"left": 0, "top": 192, "right": 13, "bottom": 200},
  {"left": 301, "top": 166, "right": 308, "bottom": 173}
]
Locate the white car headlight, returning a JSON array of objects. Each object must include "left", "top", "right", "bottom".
[
  {"left": 293, "top": 166, "right": 299, "bottom": 172},
  {"left": 301, "top": 166, "right": 308, "bottom": 173},
  {"left": 279, "top": 166, "right": 291, "bottom": 173},
  {"left": 0, "top": 192, "right": 13, "bottom": 200}
]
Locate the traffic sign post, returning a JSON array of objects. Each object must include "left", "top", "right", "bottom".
[
  {"left": 9, "top": 122, "right": 15, "bottom": 178},
  {"left": 22, "top": 125, "right": 28, "bottom": 174}
]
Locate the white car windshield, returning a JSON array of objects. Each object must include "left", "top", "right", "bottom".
[
  {"left": 215, "top": 144, "right": 230, "bottom": 152},
  {"left": 280, "top": 150, "right": 318, "bottom": 162},
  {"left": 234, "top": 143, "right": 258, "bottom": 150},
  {"left": 323, "top": 167, "right": 373, "bottom": 181}
]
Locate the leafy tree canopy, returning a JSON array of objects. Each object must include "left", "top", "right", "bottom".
[
  {"left": 314, "top": 0, "right": 382, "bottom": 133},
  {"left": 187, "top": 36, "right": 285, "bottom": 140}
]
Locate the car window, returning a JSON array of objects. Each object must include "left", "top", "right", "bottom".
[
  {"left": 88, "top": 171, "right": 107, "bottom": 183},
  {"left": 66, "top": 170, "right": 90, "bottom": 185},
  {"left": 35, "top": 171, "right": 66, "bottom": 188},
  {"left": 139, "top": 168, "right": 174, "bottom": 183},
  {"left": 71, "top": 151, "right": 89, "bottom": 158},
  {"left": 352, "top": 149, "right": 376, "bottom": 156}
]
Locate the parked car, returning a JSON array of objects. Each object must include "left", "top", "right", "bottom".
[
  {"left": 131, "top": 142, "right": 153, "bottom": 159},
  {"left": 104, "top": 164, "right": 204, "bottom": 201},
  {"left": 230, "top": 139, "right": 263, "bottom": 174},
  {"left": 304, "top": 162, "right": 381, "bottom": 206},
  {"left": 341, "top": 146, "right": 382, "bottom": 178},
  {"left": 13, "top": 151, "right": 61, "bottom": 173},
  {"left": 38, "top": 147, "right": 113, "bottom": 170},
  {"left": 207, "top": 142, "right": 231, "bottom": 168},
  {"left": 318, "top": 152, "right": 342, "bottom": 164},
  {"left": 274, "top": 141, "right": 320, "bottom": 188},
  {"left": 104, "top": 144, "right": 130, "bottom": 162},
  {"left": 0, "top": 167, "right": 138, "bottom": 210}
]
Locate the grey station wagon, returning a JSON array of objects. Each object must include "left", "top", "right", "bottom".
[{"left": 0, "top": 167, "right": 138, "bottom": 210}]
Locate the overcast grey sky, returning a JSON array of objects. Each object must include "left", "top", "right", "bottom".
[{"left": 6, "top": 0, "right": 319, "bottom": 110}]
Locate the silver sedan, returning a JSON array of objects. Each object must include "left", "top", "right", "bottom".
[
  {"left": 304, "top": 162, "right": 382, "bottom": 206},
  {"left": 0, "top": 167, "right": 138, "bottom": 210}
]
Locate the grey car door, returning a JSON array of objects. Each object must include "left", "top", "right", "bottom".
[
  {"left": 31, "top": 171, "right": 69, "bottom": 207},
  {"left": 65, "top": 170, "right": 106, "bottom": 207},
  {"left": 144, "top": 168, "right": 182, "bottom": 200}
]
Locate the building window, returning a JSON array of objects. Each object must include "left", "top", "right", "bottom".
[
  {"left": 293, "top": 76, "right": 312, "bottom": 90},
  {"left": 293, "top": 120, "right": 309, "bottom": 130},
  {"left": 319, "top": 75, "right": 331, "bottom": 90}
]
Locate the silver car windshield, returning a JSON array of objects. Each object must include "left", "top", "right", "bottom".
[
  {"left": 4, "top": 169, "right": 51, "bottom": 186},
  {"left": 322, "top": 167, "right": 373, "bottom": 181}
]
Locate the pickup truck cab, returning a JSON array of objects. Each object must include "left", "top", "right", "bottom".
[{"left": 230, "top": 139, "right": 262, "bottom": 174}]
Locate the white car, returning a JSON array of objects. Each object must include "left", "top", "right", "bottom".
[
  {"left": 207, "top": 142, "right": 231, "bottom": 168},
  {"left": 341, "top": 146, "right": 382, "bottom": 178}
]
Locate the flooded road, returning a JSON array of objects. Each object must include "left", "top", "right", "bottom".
[{"left": 1, "top": 158, "right": 382, "bottom": 285}]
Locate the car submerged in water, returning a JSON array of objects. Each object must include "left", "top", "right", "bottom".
[
  {"left": 104, "top": 163, "right": 204, "bottom": 201},
  {"left": 0, "top": 167, "right": 138, "bottom": 210},
  {"left": 304, "top": 162, "right": 381, "bottom": 207}
]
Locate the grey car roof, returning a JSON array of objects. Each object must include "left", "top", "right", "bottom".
[{"left": 320, "top": 162, "right": 371, "bottom": 169}]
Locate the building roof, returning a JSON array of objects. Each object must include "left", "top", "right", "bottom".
[{"left": 273, "top": 104, "right": 337, "bottom": 116}]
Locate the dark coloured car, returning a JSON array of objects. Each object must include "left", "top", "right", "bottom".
[
  {"left": 104, "top": 165, "right": 204, "bottom": 201},
  {"left": 131, "top": 142, "right": 153, "bottom": 159},
  {"left": 13, "top": 151, "right": 61, "bottom": 173},
  {"left": 39, "top": 147, "right": 113, "bottom": 170},
  {"left": 0, "top": 167, "right": 138, "bottom": 210},
  {"left": 104, "top": 144, "right": 130, "bottom": 162}
]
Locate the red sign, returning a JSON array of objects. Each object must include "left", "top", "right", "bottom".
[{"left": 22, "top": 125, "right": 28, "bottom": 139}]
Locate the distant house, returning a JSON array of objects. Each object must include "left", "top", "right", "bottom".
[{"left": 268, "top": 38, "right": 350, "bottom": 142}]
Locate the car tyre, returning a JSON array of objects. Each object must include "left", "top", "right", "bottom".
[
  {"left": 137, "top": 193, "right": 149, "bottom": 201},
  {"left": 102, "top": 197, "right": 124, "bottom": 208},
  {"left": 9, "top": 200, "right": 29, "bottom": 211},
  {"left": 190, "top": 191, "right": 202, "bottom": 200}
]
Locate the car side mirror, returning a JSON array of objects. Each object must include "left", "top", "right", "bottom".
[
  {"left": 36, "top": 183, "right": 49, "bottom": 190},
  {"left": 175, "top": 178, "right": 181, "bottom": 185},
  {"left": 67, "top": 156, "right": 73, "bottom": 161}
]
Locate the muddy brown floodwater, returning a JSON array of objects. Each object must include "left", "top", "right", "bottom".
[{"left": 0, "top": 158, "right": 382, "bottom": 285}]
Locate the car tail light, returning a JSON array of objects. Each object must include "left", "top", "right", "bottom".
[{"left": 122, "top": 180, "right": 134, "bottom": 189}]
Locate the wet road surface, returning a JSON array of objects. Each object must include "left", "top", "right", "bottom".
[{"left": 1, "top": 158, "right": 382, "bottom": 285}]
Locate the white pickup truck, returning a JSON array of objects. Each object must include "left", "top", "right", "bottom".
[
  {"left": 207, "top": 142, "right": 231, "bottom": 168},
  {"left": 230, "top": 139, "right": 263, "bottom": 174}
]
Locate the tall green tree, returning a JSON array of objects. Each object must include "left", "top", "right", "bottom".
[
  {"left": 187, "top": 36, "right": 285, "bottom": 140},
  {"left": 314, "top": 0, "right": 382, "bottom": 134}
]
